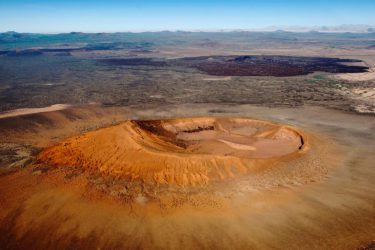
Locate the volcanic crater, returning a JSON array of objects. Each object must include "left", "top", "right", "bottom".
[{"left": 37, "top": 117, "right": 307, "bottom": 187}]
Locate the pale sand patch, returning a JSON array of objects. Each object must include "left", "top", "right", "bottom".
[
  {"left": 0, "top": 104, "right": 71, "bottom": 119},
  {"left": 350, "top": 88, "right": 375, "bottom": 113},
  {"left": 352, "top": 88, "right": 375, "bottom": 98},
  {"left": 336, "top": 86, "right": 375, "bottom": 114},
  {"left": 202, "top": 76, "right": 232, "bottom": 81},
  {"left": 150, "top": 94, "right": 164, "bottom": 98},
  {"left": 354, "top": 104, "right": 375, "bottom": 114}
]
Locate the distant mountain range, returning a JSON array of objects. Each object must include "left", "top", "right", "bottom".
[
  {"left": 1, "top": 28, "right": 374, "bottom": 51},
  {"left": 1, "top": 24, "right": 375, "bottom": 35},
  {"left": 257, "top": 24, "right": 375, "bottom": 33}
]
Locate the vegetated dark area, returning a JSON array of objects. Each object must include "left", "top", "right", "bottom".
[
  {"left": 0, "top": 42, "right": 154, "bottom": 57},
  {"left": 176, "top": 55, "right": 369, "bottom": 76},
  {"left": 99, "top": 55, "right": 369, "bottom": 77}
]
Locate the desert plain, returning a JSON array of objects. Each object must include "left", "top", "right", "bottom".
[{"left": 0, "top": 31, "right": 374, "bottom": 249}]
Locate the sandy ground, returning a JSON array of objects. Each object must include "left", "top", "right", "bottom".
[
  {"left": 202, "top": 76, "right": 232, "bottom": 81},
  {"left": 336, "top": 87, "right": 375, "bottom": 114},
  {"left": 351, "top": 88, "right": 375, "bottom": 113},
  {"left": 0, "top": 104, "right": 374, "bottom": 249}
]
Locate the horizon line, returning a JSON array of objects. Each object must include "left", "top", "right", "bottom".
[{"left": 2, "top": 24, "right": 375, "bottom": 35}]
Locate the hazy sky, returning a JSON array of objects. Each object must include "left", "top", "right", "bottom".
[{"left": 0, "top": 0, "right": 374, "bottom": 33}]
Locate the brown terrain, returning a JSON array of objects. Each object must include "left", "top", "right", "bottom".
[
  {"left": 0, "top": 31, "right": 374, "bottom": 249},
  {"left": 0, "top": 103, "right": 374, "bottom": 249}
]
